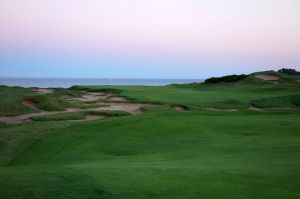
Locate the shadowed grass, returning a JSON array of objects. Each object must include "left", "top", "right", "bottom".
[
  {"left": 252, "top": 94, "right": 300, "bottom": 108},
  {"left": 30, "top": 112, "right": 87, "bottom": 121},
  {"left": 86, "top": 110, "right": 131, "bottom": 117},
  {"left": 30, "top": 110, "right": 131, "bottom": 122},
  {"left": 0, "top": 121, "right": 8, "bottom": 128}
]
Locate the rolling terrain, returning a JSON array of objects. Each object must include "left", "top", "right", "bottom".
[{"left": 0, "top": 71, "right": 300, "bottom": 199}]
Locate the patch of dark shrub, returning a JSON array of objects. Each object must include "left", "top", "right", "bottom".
[
  {"left": 278, "top": 68, "right": 300, "bottom": 75},
  {"left": 205, "top": 74, "right": 248, "bottom": 83}
]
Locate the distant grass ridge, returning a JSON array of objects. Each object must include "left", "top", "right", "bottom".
[{"left": 70, "top": 86, "right": 122, "bottom": 94}]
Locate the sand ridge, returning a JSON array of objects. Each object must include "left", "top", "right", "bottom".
[
  {"left": 205, "top": 108, "right": 238, "bottom": 112},
  {"left": 255, "top": 74, "right": 280, "bottom": 81},
  {"left": 173, "top": 106, "right": 188, "bottom": 112},
  {"left": 32, "top": 88, "right": 54, "bottom": 94},
  {"left": 69, "top": 92, "right": 110, "bottom": 102}
]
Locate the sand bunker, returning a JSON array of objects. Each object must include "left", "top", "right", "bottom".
[
  {"left": 248, "top": 104, "right": 262, "bottom": 111},
  {"left": 109, "top": 96, "right": 127, "bottom": 101},
  {"left": 1, "top": 88, "right": 153, "bottom": 125},
  {"left": 32, "top": 88, "right": 54, "bottom": 94},
  {"left": 173, "top": 106, "right": 188, "bottom": 112},
  {"left": 22, "top": 99, "right": 39, "bottom": 110},
  {"left": 84, "top": 115, "right": 105, "bottom": 121},
  {"left": 255, "top": 74, "right": 279, "bottom": 81},
  {"left": 205, "top": 108, "right": 238, "bottom": 112},
  {"left": 0, "top": 103, "right": 150, "bottom": 124},
  {"left": 97, "top": 103, "right": 148, "bottom": 114},
  {"left": 70, "top": 92, "right": 111, "bottom": 102},
  {"left": 0, "top": 108, "right": 80, "bottom": 124}
]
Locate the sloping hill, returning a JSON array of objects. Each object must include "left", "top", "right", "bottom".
[{"left": 81, "top": 71, "right": 300, "bottom": 109}]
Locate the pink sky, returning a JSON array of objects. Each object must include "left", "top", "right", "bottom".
[{"left": 0, "top": 0, "right": 299, "bottom": 78}]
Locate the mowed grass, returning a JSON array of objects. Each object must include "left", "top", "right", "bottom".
[{"left": 0, "top": 106, "right": 300, "bottom": 198}]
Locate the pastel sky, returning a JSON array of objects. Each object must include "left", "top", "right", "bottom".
[{"left": 0, "top": 0, "right": 299, "bottom": 78}]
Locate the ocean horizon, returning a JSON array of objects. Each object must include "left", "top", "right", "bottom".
[{"left": 0, "top": 77, "right": 203, "bottom": 88}]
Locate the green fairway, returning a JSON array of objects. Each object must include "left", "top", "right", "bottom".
[{"left": 1, "top": 71, "right": 300, "bottom": 199}]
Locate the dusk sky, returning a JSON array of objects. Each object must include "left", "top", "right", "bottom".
[{"left": 1, "top": 0, "right": 299, "bottom": 78}]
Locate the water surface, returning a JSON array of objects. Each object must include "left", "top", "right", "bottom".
[{"left": 0, "top": 78, "right": 203, "bottom": 88}]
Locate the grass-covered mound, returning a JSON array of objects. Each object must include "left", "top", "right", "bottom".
[
  {"left": 251, "top": 94, "right": 300, "bottom": 108},
  {"left": 0, "top": 86, "right": 36, "bottom": 116},
  {"left": 70, "top": 85, "right": 122, "bottom": 94},
  {"left": 23, "top": 94, "right": 70, "bottom": 111},
  {"left": 82, "top": 71, "right": 300, "bottom": 108},
  {"left": 0, "top": 86, "right": 84, "bottom": 115},
  {"left": 54, "top": 88, "right": 83, "bottom": 97}
]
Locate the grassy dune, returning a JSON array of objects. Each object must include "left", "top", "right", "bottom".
[
  {"left": 0, "top": 86, "right": 36, "bottom": 116},
  {"left": 0, "top": 71, "right": 300, "bottom": 199},
  {"left": 73, "top": 73, "right": 300, "bottom": 108}
]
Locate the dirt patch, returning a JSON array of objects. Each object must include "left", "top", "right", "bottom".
[
  {"left": 85, "top": 115, "right": 105, "bottom": 121},
  {"left": 205, "top": 108, "right": 238, "bottom": 112},
  {"left": 255, "top": 74, "right": 279, "bottom": 81},
  {"left": 96, "top": 103, "right": 150, "bottom": 115},
  {"left": 109, "top": 96, "right": 127, "bottom": 101},
  {"left": 248, "top": 104, "right": 262, "bottom": 111},
  {"left": 32, "top": 88, "right": 54, "bottom": 94},
  {"left": 173, "top": 106, "right": 188, "bottom": 112},
  {"left": 22, "top": 99, "right": 39, "bottom": 110}
]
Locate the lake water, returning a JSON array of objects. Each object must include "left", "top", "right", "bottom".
[{"left": 0, "top": 78, "right": 203, "bottom": 88}]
